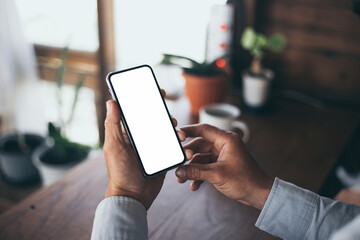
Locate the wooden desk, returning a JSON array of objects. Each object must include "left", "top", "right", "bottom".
[{"left": 0, "top": 96, "right": 359, "bottom": 240}]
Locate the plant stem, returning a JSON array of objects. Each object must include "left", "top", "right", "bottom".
[
  {"left": 250, "top": 57, "right": 263, "bottom": 75},
  {"left": 66, "top": 74, "right": 85, "bottom": 127}
]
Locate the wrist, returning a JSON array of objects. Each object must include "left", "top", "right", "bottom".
[
  {"left": 105, "top": 185, "right": 149, "bottom": 209},
  {"left": 241, "top": 176, "right": 274, "bottom": 210},
  {"left": 254, "top": 177, "right": 274, "bottom": 210}
]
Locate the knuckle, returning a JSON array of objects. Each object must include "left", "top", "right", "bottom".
[
  {"left": 104, "top": 120, "right": 114, "bottom": 129},
  {"left": 189, "top": 166, "right": 201, "bottom": 179},
  {"left": 103, "top": 142, "right": 110, "bottom": 153},
  {"left": 201, "top": 123, "right": 211, "bottom": 129},
  {"left": 202, "top": 123, "right": 217, "bottom": 131},
  {"left": 227, "top": 132, "right": 240, "bottom": 141}
]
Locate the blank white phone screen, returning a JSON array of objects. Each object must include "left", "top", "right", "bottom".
[{"left": 109, "top": 66, "right": 185, "bottom": 176}]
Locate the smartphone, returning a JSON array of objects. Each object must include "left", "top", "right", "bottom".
[{"left": 106, "top": 65, "right": 186, "bottom": 177}]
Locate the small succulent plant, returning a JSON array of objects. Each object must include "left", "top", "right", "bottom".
[{"left": 241, "top": 27, "right": 286, "bottom": 75}]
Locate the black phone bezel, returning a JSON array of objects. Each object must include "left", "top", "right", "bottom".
[{"left": 106, "top": 64, "right": 186, "bottom": 178}]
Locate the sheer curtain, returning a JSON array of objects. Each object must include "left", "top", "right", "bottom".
[{"left": 0, "top": 0, "right": 45, "bottom": 134}]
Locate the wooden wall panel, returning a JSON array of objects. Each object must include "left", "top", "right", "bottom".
[
  {"left": 265, "top": 49, "right": 360, "bottom": 103},
  {"left": 256, "top": 0, "right": 360, "bottom": 106},
  {"left": 274, "top": 0, "right": 352, "bottom": 8},
  {"left": 267, "top": 24, "right": 360, "bottom": 56},
  {"left": 266, "top": 3, "right": 360, "bottom": 36}
]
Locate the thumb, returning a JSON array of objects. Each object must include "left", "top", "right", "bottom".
[
  {"left": 175, "top": 163, "right": 215, "bottom": 183},
  {"left": 104, "top": 100, "right": 123, "bottom": 143},
  {"left": 105, "top": 100, "right": 121, "bottom": 124}
]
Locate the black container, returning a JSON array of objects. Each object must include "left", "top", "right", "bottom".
[{"left": 0, "top": 133, "right": 44, "bottom": 184}]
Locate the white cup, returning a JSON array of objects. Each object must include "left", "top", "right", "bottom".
[{"left": 199, "top": 103, "right": 250, "bottom": 143}]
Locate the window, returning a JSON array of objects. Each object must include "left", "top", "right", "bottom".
[
  {"left": 14, "top": 0, "right": 100, "bottom": 145},
  {"left": 114, "top": 0, "right": 227, "bottom": 68},
  {"left": 15, "top": 0, "right": 98, "bottom": 51},
  {"left": 13, "top": 0, "right": 230, "bottom": 144}
]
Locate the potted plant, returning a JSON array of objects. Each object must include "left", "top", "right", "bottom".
[
  {"left": 32, "top": 47, "right": 91, "bottom": 186},
  {"left": 241, "top": 27, "right": 286, "bottom": 109},
  {"left": 161, "top": 54, "right": 230, "bottom": 115},
  {"left": 0, "top": 133, "right": 44, "bottom": 184}
]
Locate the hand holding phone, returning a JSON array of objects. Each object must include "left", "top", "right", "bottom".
[
  {"left": 103, "top": 100, "right": 164, "bottom": 209},
  {"left": 106, "top": 65, "right": 187, "bottom": 177}
]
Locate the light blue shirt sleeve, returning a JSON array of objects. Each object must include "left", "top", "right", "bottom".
[
  {"left": 91, "top": 196, "right": 148, "bottom": 240},
  {"left": 256, "top": 178, "right": 360, "bottom": 240}
]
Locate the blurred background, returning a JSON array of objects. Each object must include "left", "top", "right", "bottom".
[{"left": 0, "top": 0, "right": 359, "bottom": 215}]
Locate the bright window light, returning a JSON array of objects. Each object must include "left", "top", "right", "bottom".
[
  {"left": 15, "top": 0, "right": 98, "bottom": 51},
  {"left": 114, "top": 0, "right": 227, "bottom": 68}
]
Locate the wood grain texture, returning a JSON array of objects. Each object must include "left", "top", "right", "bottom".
[
  {"left": 264, "top": 3, "right": 360, "bottom": 38},
  {"left": 265, "top": 24, "right": 360, "bottom": 57},
  {"left": 0, "top": 96, "right": 358, "bottom": 240},
  {"left": 0, "top": 178, "right": 40, "bottom": 214},
  {"left": 0, "top": 151, "right": 107, "bottom": 240},
  {"left": 38, "top": 67, "right": 100, "bottom": 89},
  {"left": 263, "top": 48, "right": 360, "bottom": 104},
  {"left": 271, "top": 0, "right": 353, "bottom": 9},
  {"left": 255, "top": 0, "right": 360, "bottom": 105},
  {"left": 35, "top": 44, "right": 100, "bottom": 89}
]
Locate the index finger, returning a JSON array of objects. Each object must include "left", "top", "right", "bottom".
[{"left": 180, "top": 124, "right": 227, "bottom": 144}]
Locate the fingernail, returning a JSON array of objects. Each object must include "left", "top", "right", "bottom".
[{"left": 176, "top": 168, "right": 185, "bottom": 178}]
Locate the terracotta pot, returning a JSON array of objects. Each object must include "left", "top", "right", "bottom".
[{"left": 183, "top": 72, "right": 229, "bottom": 115}]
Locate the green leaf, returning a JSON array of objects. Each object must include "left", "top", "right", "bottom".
[
  {"left": 48, "top": 122, "right": 61, "bottom": 139},
  {"left": 47, "top": 122, "right": 91, "bottom": 163},
  {"left": 161, "top": 53, "right": 226, "bottom": 76},
  {"left": 241, "top": 27, "right": 257, "bottom": 50},
  {"left": 241, "top": 28, "right": 267, "bottom": 58},
  {"left": 256, "top": 34, "right": 268, "bottom": 48},
  {"left": 241, "top": 27, "right": 287, "bottom": 58},
  {"left": 267, "top": 34, "right": 286, "bottom": 52},
  {"left": 162, "top": 54, "right": 201, "bottom": 68}
]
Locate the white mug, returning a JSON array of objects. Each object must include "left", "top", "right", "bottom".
[{"left": 199, "top": 103, "right": 250, "bottom": 143}]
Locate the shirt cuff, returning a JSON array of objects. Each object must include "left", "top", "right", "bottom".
[
  {"left": 255, "top": 177, "right": 318, "bottom": 240},
  {"left": 91, "top": 196, "right": 148, "bottom": 240}
]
